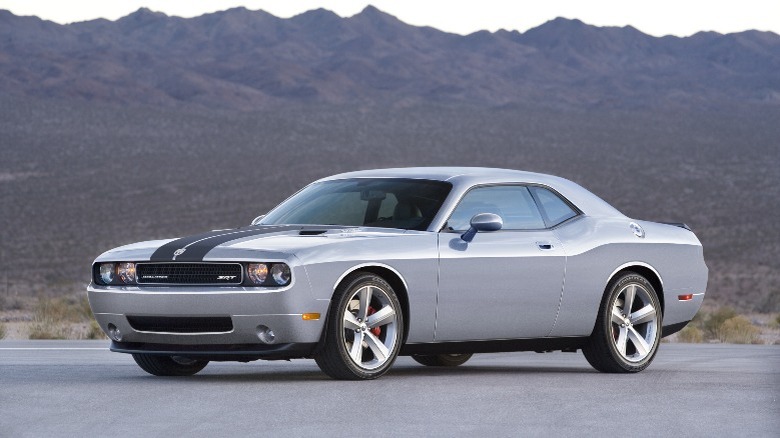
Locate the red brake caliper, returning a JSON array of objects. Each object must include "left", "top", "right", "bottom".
[{"left": 367, "top": 306, "right": 381, "bottom": 337}]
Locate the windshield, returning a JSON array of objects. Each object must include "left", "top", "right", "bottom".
[{"left": 260, "top": 178, "right": 452, "bottom": 231}]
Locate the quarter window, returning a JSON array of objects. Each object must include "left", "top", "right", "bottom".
[
  {"left": 529, "top": 186, "right": 578, "bottom": 226},
  {"left": 446, "top": 185, "right": 546, "bottom": 231}
]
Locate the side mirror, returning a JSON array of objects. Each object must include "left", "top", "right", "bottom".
[
  {"left": 461, "top": 213, "right": 503, "bottom": 242},
  {"left": 251, "top": 214, "right": 266, "bottom": 225}
]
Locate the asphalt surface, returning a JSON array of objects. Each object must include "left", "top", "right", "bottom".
[{"left": 0, "top": 342, "right": 777, "bottom": 437}]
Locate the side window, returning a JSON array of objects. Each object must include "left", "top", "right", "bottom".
[
  {"left": 376, "top": 193, "right": 399, "bottom": 219},
  {"left": 446, "top": 186, "right": 545, "bottom": 231},
  {"left": 529, "top": 186, "right": 577, "bottom": 226}
]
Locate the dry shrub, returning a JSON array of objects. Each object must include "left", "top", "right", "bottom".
[
  {"left": 28, "top": 318, "right": 72, "bottom": 339},
  {"left": 677, "top": 325, "right": 704, "bottom": 343},
  {"left": 85, "top": 319, "right": 107, "bottom": 340},
  {"left": 27, "top": 295, "right": 93, "bottom": 340},
  {"left": 33, "top": 295, "right": 92, "bottom": 324},
  {"left": 703, "top": 307, "right": 737, "bottom": 338},
  {"left": 716, "top": 316, "right": 761, "bottom": 344}
]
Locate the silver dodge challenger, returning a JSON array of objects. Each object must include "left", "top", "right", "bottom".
[{"left": 88, "top": 167, "right": 707, "bottom": 380}]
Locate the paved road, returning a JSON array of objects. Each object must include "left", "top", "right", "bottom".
[{"left": 0, "top": 341, "right": 777, "bottom": 437}]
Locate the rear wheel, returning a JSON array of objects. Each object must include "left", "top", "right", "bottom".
[
  {"left": 412, "top": 353, "right": 473, "bottom": 367},
  {"left": 132, "top": 354, "right": 208, "bottom": 376},
  {"left": 582, "top": 273, "right": 662, "bottom": 373},
  {"left": 315, "top": 272, "right": 403, "bottom": 380}
]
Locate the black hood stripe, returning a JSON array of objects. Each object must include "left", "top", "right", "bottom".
[{"left": 149, "top": 225, "right": 346, "bottom": 262}]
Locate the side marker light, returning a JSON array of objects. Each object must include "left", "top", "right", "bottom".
[
  {"left": 678, "top": 294, "right": 693, "bottom": 301},
  {"left": 302, "top": 313, "right": 320, "bottom": 321}
]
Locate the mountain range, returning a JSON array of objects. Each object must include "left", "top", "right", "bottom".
[{"left": 1, "top": 6, "right": 779, "bottom": 109}]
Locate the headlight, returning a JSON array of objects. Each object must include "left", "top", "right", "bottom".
[
  {"left": 99, "top": 263, "right": 115, "bottom": 284},
  {"left": 246, "top": 263, "right": 290, "bottom": 286},
  {"left": 247, "top": 263, "right": 268, "bottom": 285},
  {"left": 117, "top": 262, "right": 136, "bottom": 284},
  {"left": 270, "top": 264, "right": 291, "bottom": 286}
]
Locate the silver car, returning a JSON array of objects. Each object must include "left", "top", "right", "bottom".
[{"left": 88, "top": 167, "right": 707, "bottom": 379}]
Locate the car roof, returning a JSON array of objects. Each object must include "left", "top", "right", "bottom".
[
  {"left": 321, "top": 167, "right": 546, "bottom": 183},
  {"left": 318, "top": 167, "right": 625, "bottom": 219}
]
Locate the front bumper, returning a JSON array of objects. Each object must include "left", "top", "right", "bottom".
[
  {"left": 109, "top": 341, "right": 317, "bottom": 361},
  {"left": 87, "top": 283, "right": 330, "bottom": 352}
]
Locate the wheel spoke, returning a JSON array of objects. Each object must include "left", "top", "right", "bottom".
[
  {"left": 630, "top": 304, "right": 656, "bottom": 326},
  {"left": 363, "top": 332, "right": 389, "bottom": 363},
  {"left": 349, "top": 331, "right": 364, "bottom": 363},
  {"left": 623, "top": 285, "right": 636, "bottom": 315},
  {"left": 343, "top": 311, "right": 360, "bottom": 331},
  {"left": 611, "top": 306, "right": 624, "bottom": 325},
  {"left": 367, "top": 306, "right": 395, "bottom": 328},
  {"left": 356, "top": 286, "right": 372, "bottom": 320},
  {"left": 615, "top": 326, "right": 628, "bottom": 356},
  {"left": 627, "top": 327, "right": 650, "bottom": 357}
]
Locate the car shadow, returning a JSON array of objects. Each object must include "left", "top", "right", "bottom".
[{"left": 106, "top": 363, "right": 598, "bottom": 383}]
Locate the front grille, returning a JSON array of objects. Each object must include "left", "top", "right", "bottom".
[
  {"left": 126, "top": 316, "right": 234, "bottom": 333},
  {"left": 136, "top": 263, "right": 243, "bottom": 285}
]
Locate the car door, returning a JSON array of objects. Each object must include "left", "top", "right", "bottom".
[{"left": 435, "top": 185, "right": 567, "bottom": 341}]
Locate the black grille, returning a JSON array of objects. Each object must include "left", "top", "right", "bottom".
[
  {"left": 126, "top": 316, "right": 234, "bottom": 333},
  {"left": 136, "top": 263, "right": 242, "bottom": 285}
]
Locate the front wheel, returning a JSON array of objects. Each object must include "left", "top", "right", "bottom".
[
  {"left": 132, "top": 354, "right": 208, "bottom": 376},
  {"left": 315, "top": 272, "right": 404, "bottom": 380},
  {"left": 582, "top": 273, "right": 662, "bottom": 373}
]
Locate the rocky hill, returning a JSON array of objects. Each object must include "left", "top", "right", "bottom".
[{"left": 1, "top": 6, "right": 779, "bottom": 109}]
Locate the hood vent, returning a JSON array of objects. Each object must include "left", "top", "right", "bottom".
[{"left": 299, "top": 230, "right": 328, "bottom": 236}]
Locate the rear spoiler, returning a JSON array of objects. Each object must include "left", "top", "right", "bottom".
[{"left": 659, "top": 222, "right": 692, "bottom": 231}]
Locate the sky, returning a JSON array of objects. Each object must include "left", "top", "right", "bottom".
[{"left": 1, "top": 0, "right": 778, "bottom": 37}]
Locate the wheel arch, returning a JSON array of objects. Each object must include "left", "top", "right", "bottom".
[
  {"left": 331, "top": 263, "right": 411, "bottom": 345},
  {"left": 606, "top": 262, "right": 665, "bottom": 316}
]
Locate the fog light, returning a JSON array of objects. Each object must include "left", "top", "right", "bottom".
[
  {"left": 257, "top": 325, "right": 275, "bottom": 344},
  {"left": 107, "top": 323, "right": 122, "bottom": 342}
]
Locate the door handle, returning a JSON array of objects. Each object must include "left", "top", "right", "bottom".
[{"left": 537, "top": 242, "right": 554, "bottom": 250}]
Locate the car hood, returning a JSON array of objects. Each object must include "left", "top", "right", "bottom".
[{"left": 94, "top": 225, "right": 417, "bottom": 263}]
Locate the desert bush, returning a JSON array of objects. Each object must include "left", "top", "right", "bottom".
[
  {"left": 33, "top": 296, "right": 92, "bottom": 324},
  {"left": 716, "top": 316, "right": 761, "bottom": 344},
  {"left": 677, "top": 325, "right": 704, "bottom": 343},
  {"left": 27, "top": 296, "right": 91, "bottom": 339},
  {"left": 85, "top": 319, "right": 107, "bottom": 340},
  {"left": 5, "top": 296, "right": 25, "bottom": 310},
  {"left": 76, "top": 295, "right": 93, "bottom": 321},
  {"left": 704, "top": 307, "right": 737, "bottom": 338},
  {"left": 0, "top": 322, "right": 7, "bottom": 340},
  {"left": 28, "top": 318, "right": 71, "bottom": 340}
]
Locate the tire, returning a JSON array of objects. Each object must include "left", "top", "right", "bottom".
[
  {"left": 582, "top": 273, "right": 662, "bottom": 373},
  {"left": 132, "top": 354, "right": 208, "bottom": 376},
  {"left": 315, "top": 272, "right": 404, "bottom": 380},
  {"left": 411, "top": 353, "right": 473, "bottom": 367}
]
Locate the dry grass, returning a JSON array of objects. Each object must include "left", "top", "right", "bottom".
[
  {"left": 27, "top": 295, "right": 93, "bottom": 340},
  {"left": 0, "top": 322, "right": 6, "bottom": 340},
  {"left": 672, "top": 306, "right": 768, "bottom": 344},
  {"left": 85, "top": 319, "right": 107, "bottom": 340},
  {"left": 702, "top": 307, "right": 738, "bottom": 339},
  {"left": 28, "top": 318, "right": 72, "bottom": 340},
  {"left": 677, "top": 325, "right": 704, "bottom": 343},
  {"left": 716, "top": 316, "right": 761, "bottom": 344}
]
